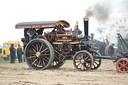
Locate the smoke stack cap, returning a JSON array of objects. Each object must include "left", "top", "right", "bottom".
[{"left": 84, "top": 18, "right": 89, "bottom": 21}]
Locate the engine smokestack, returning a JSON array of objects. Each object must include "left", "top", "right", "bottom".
[
  {"left": 83, "top": 18, "right": 89, "bottom": 37},
  {"left": 91, "top": 33, "right": 94, "bottom": 42}
]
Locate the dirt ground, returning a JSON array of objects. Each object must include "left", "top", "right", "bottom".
[{"left": 0, "top": 60, "right": 127, "bottom": 85}]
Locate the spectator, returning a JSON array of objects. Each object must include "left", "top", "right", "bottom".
[
  {"left": 17, "top": 44, "right": 22, "bottom": 63},
  {"left": 10, "top": 44, "right": 16, "bottom": 63}
]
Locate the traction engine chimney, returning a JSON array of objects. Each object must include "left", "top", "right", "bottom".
[{"left": 83, "top": 18, "right": 89, "bottom": 37}]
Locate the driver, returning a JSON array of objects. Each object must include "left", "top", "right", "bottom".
[
  {"left": 36, "top": 28, "right": 44, "bottom": 35},
  {"left": 57, "top": 24, "right": 65, "bottom": 34},
  {"left": 52, "top": 24, "right": 65, "bottom": 34},
  {"left": 27, "top": 28, "right": 38, "bottom": 42}
]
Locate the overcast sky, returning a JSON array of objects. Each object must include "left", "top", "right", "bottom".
[{"left": 0, "top": 0, "right": 127, "bottom": 45}]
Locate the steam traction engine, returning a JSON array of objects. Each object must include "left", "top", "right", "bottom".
[
  {"left": 90, "top": 33, "right": 115, "bottom": 56},
  {"left": 16, "top": 18, "right": 128, "bottom": 73}
]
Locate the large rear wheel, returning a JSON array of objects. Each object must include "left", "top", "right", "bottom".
[{"left": 24, "top": 39, "right": 54, "bottom": 70}]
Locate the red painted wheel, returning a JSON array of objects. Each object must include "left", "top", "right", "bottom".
[{"left": 116, "top": 58, "right": 128, "bottom": 73}]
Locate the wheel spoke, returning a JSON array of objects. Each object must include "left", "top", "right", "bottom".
[
  {"left": 82, "top": 63, "right": 85, "bottom": 70},
  {"left": 84, "top": 61, "right": 90, "bottom": 64},
  {"left": 44, "top": 56, "right": 49, "bottom": 60},
  {"left": 30, "top": 53, "right": 36, "bottom": 56},
  {"left": 28, "top": 50, "right": 36, "bottom": 53},
  {"left": 79, "top": 63, "right": 82, "bottom": 69},
  {"left": 122, "top": 68, "right": 126, "bottom": 71},
  {"left": 42, "top": 60, "right": 46, "bottom": 66},
  {"left": 126, "top": 67, "right": 128, "bottom": 70},
  {"left": 38, "top": 42, "right": 40, "bottom": 50},
  {"left": 86, "top": 63, "right": 91, "bottom": 68},
  {"left": 77, "top": 62, "right": 81, "bottom": 67},
  {"left": 28, "top": 56, "right": 36, "bottom": 59},
  {"left": 32, "top": 59, "right": 37, "bottom": 65},
  {"left": 81, "top": 54, "right": 84, "bottom": 59},
  {"left": 36, "top": 43, "right": 39, "bottom": 52},
  {"left": 41, "top": 54, "right": 49, "bottom": 56},
  {"left": 75, "top": 60, "right": 81, "bottom": 63},
  {"left": 94, "top": 61, "right": 98, "bottom": 65},
  {"left": 54, "top": 61, "right": 58, "bottom": 65},
  {"left": 38, "top": 59, "right": 41, "bottom": 66},
  {"left": 39, "top": 58, "right": 43, "bottom": 66},
  {"left": 119, "top": 62, "right": 122, "bottom": 65},
  {"left": 92, "top": 63, "right": 96, "bottom": 68},
  {"left": 35, "top": 58, "right": 38, "bottom": 66},
  {"left": 32, "top": 44, "right": 37, "bottom": 51},
  {"left": 84, "top": 56, "right": 89, "bottom": 61},
  {"left": 39, "top": 44, "right": 43, "bottom": 52},
  {"left": 32, "top": 48, "right": 37, "bottom": 53},
  {"left": 41, "top": 48, "right": 48, "bottom": 53},
  {"left": 42, "top": 58, "right": 48, "bottom": 62}
]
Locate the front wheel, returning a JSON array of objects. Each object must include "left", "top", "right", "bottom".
[{"left": 73, "top": 50, "right": 93, "bottom": 71}]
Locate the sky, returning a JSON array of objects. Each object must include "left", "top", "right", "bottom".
[{"left": 0, "top": 0, "right": 128, "bottom": 46}]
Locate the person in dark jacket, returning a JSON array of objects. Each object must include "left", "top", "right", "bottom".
[
  {"left": 10, "top": 44, "right": 16, "bottom": 63},
  {"left": 36, "top": 28, "right": 44, "bottom": 35},
  {"left": 17, "top": 44, "right": 22, "bottom": 63},
  {"left": 27, "top": 28, "right": 38, "bottom": 42},
  {"left": 24, "top": 29, "right": 29, "bottom": 43}
]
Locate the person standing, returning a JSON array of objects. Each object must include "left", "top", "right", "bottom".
[
  {"left": 24, "top": 29, "right": 29, "bottom": 43},
  {"left": 17, "top": 44, "right": 22, "bottom": 63},
  {"left": 73, "top": 21, "right": 82, "bottom": 35},
  {"left": 10, "top": 44, "right": 16, "bottom": 63}
]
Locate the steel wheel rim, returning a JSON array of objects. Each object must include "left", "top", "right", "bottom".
[
  {"left": 25, "top": 39, "right": 51, "bottom": 70},
  {"left": 73, "top": 51, "right": 93, "bottom": 71}
]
